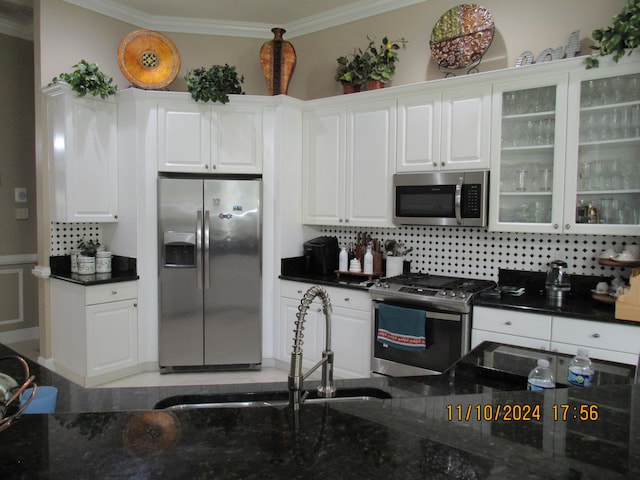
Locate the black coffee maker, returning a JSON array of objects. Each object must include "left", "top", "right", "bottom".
[{"left": 303, "top": 236, "right": 339, "bottom": 275}]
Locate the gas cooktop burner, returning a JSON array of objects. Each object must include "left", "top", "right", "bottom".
[{"left": 370, "top": 273, "right": 496, "bottom": 313}]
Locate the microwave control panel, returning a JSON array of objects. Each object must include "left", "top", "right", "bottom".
[{"left": 461, "top": 184, "right": 481, "bottom": 218}]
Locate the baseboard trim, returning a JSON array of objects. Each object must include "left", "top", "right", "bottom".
[{"left": 0, "top": 326, "right": 39, "bottom": 344}]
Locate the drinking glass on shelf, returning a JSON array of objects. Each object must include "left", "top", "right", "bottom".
[
  {"left": 516, "top": 169, "right": 528, "bottom": 191},
  {"left": 540, "top": 167, "right": 553, "bottom": 192}
]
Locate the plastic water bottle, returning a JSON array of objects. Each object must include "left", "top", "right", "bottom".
[
  {"left": 527, "top": 359, "right": 555, "bottom": 391},
  {"left": 339, "top": 246, "right": 348, "bottom": 271},
  {"left": 363, "top": 246, "right": 374, "bottom": 274},
  {"left": 568, "top": 348, "right": 594, "bottom": 387}
]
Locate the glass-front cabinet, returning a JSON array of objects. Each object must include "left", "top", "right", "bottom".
[
  {"left": 490, "top": 60, "right": 640, "bottom": 235},
  {"left": 564, "top": 64, "right": 640, "bottom": 235},
  {"left": 489, "top": 74, "right": 568, "bottom": 233}
]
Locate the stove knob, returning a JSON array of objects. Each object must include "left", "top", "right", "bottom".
[
  {"left": 383, "top": 282, "right": 390, "bottom": 289},
  {"left": 448, "top": 291, "right": 456, "bottom": 297},
  {"left": 459, "top": 292, "right": 467, "bottom": 299},
  {"left": 438, "top": 290, "right": 447, "bottom": 296}
]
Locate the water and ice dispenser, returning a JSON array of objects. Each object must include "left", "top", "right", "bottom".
[{"left": 163, "top": 231, "right": 196, "bottom": 267}]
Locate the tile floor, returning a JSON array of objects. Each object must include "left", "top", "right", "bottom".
[{"left": 6, "top": 339, "right": 291, "bottom": 389}]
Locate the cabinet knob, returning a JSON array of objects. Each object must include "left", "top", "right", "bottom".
[
  {"left": 441, "top": 162, "right": 445, "bottom": 167},
  {"left": 111, "top": 290, "right": 117, "bottom": 295},
  {"left": 505, "top": 321, "right": 512, "bottom": 326},
  {"left": 212, "top": 165, "right": 217, "bottom": 170},
  {"left": 591, "top": 333, "right": 600, "bottom": 338},
  {"left": 114, "top": 215, "right": 118, "bottom": 220},
  {"left": 317, "top": 308, "right": 322, "bottom": 312},
  {"left": 345, "top": 219, "right": 349, "bottom": 223},
  {"left": 205, "top": 165, "right": 209, "bottom": 169},
  {"left": 339, "top": 218, "right": 343, "bottom": 223},
  {"left": 133, "top": 303, "right": 138, "bottom": 308},
  {"left": 297, "top": 290, "right": 303, "bottom": 294},
  {"left": 344, "top": 297, "right": 350, "bottom": 302},
  {"left": 553, "top": 224, "right": 559, "bottom": 229},
  {"left": 565, "top": 224, "right": 570, "bottom": 230},
  {"left": 432, "top": 162, "right": 438, "bottom": 167}
]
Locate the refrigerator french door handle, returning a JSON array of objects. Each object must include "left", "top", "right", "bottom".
[
  {"left": 196, "top": 210, "right": 203, "bottom": 290},
  {"left": 204, "top": 210, "right": 211, "bottom": 290}
]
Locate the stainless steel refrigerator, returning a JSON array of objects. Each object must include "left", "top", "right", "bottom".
[{"left": 158, "top": 175, "right": 262, "bottom": 372}]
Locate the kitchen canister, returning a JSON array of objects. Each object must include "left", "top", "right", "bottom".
[
  {"left": 77, "top": 255, "right": 96, "bottom": 275},
  {"left": 70, "top": 249, "right": 80, "bottom": 273},
  {"left": 386, "top": 257, "right": 403, "bottom": 277},
  {"left": 96, "top": 251, "right": 112, "bottom": 273}
]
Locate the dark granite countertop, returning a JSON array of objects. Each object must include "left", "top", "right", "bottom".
[
  {"left": 280, "top": 256, "right": 373, "bottom": 291},
  {"left": 49, "top": 255, "right": 139, "bottom": 286},
  {"left": 474, "top": 269, "right": 640, "bottom": 325},
  {"left": 1, "top": 342, "right": 638, "bottom": 478}
]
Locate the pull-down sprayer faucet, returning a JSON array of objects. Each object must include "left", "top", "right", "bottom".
[{"left": 288, "top": 285, "right": 336, "bottom": 410}]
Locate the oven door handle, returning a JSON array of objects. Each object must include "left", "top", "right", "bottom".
[
  {"left": 427, "top": 311, "right": 461, "bottom": 322},
  {"left": 454, "top": 176, "right": 463, "bottom": 225}
]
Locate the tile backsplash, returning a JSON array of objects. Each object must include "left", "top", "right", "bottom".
[
  {"left": 51, "top": 223, "right": 101, "bottom": 255},
  {"left": 320, "top": 225, "right": 638, "bottom": 282}
]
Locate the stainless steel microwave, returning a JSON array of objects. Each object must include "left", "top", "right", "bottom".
[{"left": 393, "top": 171, "right": 489, "bottom": 226}]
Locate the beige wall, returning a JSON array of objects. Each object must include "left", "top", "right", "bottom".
[
  {"left": 38, "top": 0, "right": 626, "bottom": 100},
  {"left": 0, "top": 32, "right": 38, "bottom": 335}
]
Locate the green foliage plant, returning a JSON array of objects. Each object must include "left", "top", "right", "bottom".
[
  {"left": 78, "top": 238, "right": 100, "bottom": 257},
  {"left": 185, "top": 64, "right": 245, "bottom": 104},
  {"left": 585, "top": 0, "right": 640, "bottom": 68},
  {"left": 50, "top": 60, "right": 118, "bottom": 99},
  {"left": 335, "top": 50, "right": 369, "bottom": 87},
  {"left": 364, "top": 36, "right": 408, "bottom": 83}
]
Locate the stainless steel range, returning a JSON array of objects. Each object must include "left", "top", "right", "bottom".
[{"left": 369, "top": 273, "right": 496, "bottom": 377}]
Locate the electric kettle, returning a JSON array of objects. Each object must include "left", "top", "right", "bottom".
[{"left": 545, "top": 260, "right": 571, "bottom": 301}]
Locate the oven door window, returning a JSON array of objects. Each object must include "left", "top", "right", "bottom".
[
  {"left": 395, "top": 185, "right": 455, "bottom": 218},
  {"left": 374, "top": 306, "right": 462, "bottom": 373}
]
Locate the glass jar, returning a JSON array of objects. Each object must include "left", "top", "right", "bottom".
[
  {"left": 77, "top": 255, "right": 96, "bottom": 275},
  {"left": 95, "top": 251, "right": 112, "bottom": 273}
]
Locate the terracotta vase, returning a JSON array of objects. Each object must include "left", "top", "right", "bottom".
[
  {"left": 342, "top": 82, "right": 361, "bottom": 94},
  {"left": 366, "top": 79, "right": 385, "bottom": 91},
  {"left": 260, "top": 27, "right": 296, "bottom": 95}
]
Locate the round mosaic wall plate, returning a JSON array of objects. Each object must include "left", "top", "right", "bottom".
[
  {"left": 118, "top": 30, "right": 181, "bottom": 89},
  {"left": 429, "top": 4, "right": 494, "bottom": 69}
]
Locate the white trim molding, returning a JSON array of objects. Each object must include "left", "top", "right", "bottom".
[
  {"left": 0, "top": 326, "right": 38, "bottom": 344},
  {"left": 0, "top": 268, "right": 24, "bottom": 327},
  {"left": 0, "top": 254, "right": 37, "bottom": 266},
  {"left": 61, "top": 0, "right": 428, "bottom": 38}
]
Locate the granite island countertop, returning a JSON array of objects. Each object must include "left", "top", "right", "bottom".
[{"left": 1, "top": 342, "right": 639, "bottom": 478}]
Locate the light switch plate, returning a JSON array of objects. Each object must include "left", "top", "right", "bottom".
[
  {"left": 15, "top": 187, "right": 27, "bottom": 203},
  {"left": 15, "top": 207, "right": 29, "bottom": 220}
]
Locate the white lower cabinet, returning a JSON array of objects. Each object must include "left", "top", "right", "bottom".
[
  {"left": 472, "top": 307, "right": 552, "bottom": 350},
  {"left": 279, "top": 281, "right": 372, "bottom": 378},
  {"left": 551, "top": 317, "right": 640, "bottom": 365},
  {"left": 473, "top": 305, "right": 640, "bottom": 365},
  {"left": 51, "top": 280, "right": 139, "bottom": 387}
]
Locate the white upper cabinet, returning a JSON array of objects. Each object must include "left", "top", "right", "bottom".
[
  {"left": 43, "top": 83, "right": 118, "bottom": 223},
  {"left": 397, "top": 84, "right": 491, "bottom": 172},
  {"left": 489, "top": 55, "right": 640, "bottom": 235},
  {"left": 157, "top": 95, "right": 263, "bottom": 174},
  {"left": 303, "top": 98, "right": 396, "bottom": 227},
  {"left": 564, "top": 64, "right": 640, "bottom": 235},
  {"left": 489, "top": 74, "right": 569, "bottom": 233}
]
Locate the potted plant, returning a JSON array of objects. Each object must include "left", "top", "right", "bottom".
[
  {"left": 77, "top": 238, "right": 101, "bottom": 275},
  {"left": 185, "top": 64, "right": 245, "bottom": 104},
  {"left": 363, "top": 36, "right": 408, "bottom": 89},
  {"left": 584, "top": 0, "right": 639, "bottom": 68},
  {"left": 49, "top": 60, "right": 118, "bottom": 99},
  {"left": 335, "top": 50, "right": 368, "bottom": 93}
]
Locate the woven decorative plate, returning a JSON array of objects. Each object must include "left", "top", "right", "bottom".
[
  {"left": 430, "top": 4, "right": 494, "bottom": 69},
  {"left": 118, "top": 30, "right": 181, "bottom": 89}
]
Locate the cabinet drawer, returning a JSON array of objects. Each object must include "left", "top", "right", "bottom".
[
  {"left": 85, "top": 281, "right": 137, "bottom": 305},
  {"left": 280, "top": 281, "right": 371, "bottom": 312},
  {"left": 473, "top": 307, "right": 552, "bottom": 340},
  {"left": 552, "top": 317, "right": 640, "bottom": 355}
]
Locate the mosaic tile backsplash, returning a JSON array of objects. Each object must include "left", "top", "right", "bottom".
[
  {"left": 51, "top": 222, "right": 637, "bottom": 282},
  {"left": 320, "top": 225, "right": 638, "bottom": 281}
]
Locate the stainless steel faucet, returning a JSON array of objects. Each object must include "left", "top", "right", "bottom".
[{"left": 288, "top": 285, "right": 336, "bottom": 410}]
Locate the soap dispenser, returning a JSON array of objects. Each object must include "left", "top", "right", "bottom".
[
  {"left": 363, "top": 245, "right": 374, "bottom": 274},
  {"left": 339, "top": 245, "right": 348, "bottom": 271}
]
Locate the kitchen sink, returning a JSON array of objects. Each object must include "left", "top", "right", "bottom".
[{"left": 154, "top": 387, "right": 392, "bottom": 410}]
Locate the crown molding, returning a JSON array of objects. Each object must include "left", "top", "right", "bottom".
[
  {"left": 0, "top": 17, "right": 32, "bottom": 40},
  {"left": 61, "top": 0, "right": 427, "bottom": 38}
]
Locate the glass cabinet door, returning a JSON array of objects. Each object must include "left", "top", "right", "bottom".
[
  {"left": 490, "top": 75, "right": 568, "bottom": 232},
  {"left": 566, "top": 69, "right": 640, "bottom": 234}
]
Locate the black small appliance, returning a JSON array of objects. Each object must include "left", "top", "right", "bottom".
[{"left": 303, "top": 236, "right": 338, "bottom": 275}]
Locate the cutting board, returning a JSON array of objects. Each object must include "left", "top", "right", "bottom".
[{"left": 616, "top": 268, "right": 640, "bottom": 321}]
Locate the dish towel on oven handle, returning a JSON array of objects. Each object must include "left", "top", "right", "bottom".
[{"left": 377, "top": 303, "right": 426, "bottom": 351}]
